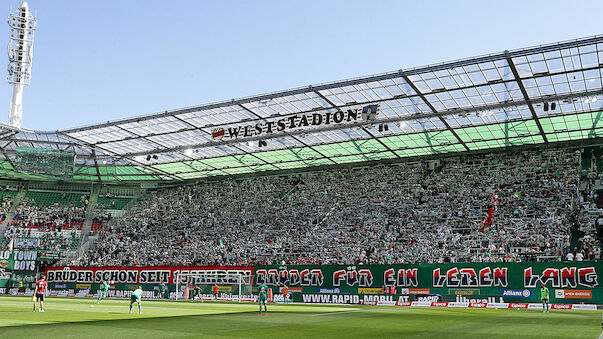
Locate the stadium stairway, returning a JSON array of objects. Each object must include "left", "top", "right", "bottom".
[
  {"left": 0, "top": 184, "right": 27, "bottom": 237},
  {"left": 57, "top": 184, "right": 100, "bottom": 265},
  {"left": 78, "top": 185, "right": 99, "bottom": 249}
]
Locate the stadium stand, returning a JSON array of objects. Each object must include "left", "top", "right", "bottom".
[
  {"left": 10, "top": 191, "right": 88, "bottom": 228},
  {"left": 0, "top": 188, "right": 124, "bottom": 255},
  {"left": 73, "top": 146, "right": 603, "bottom": 267}
]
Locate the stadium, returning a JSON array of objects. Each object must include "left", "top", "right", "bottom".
[{"left": 0, "top": 1, "right": 602, "bottom": 338}]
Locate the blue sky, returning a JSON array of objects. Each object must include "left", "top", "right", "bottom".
[{"left": 0, "top": 0, "right": 601, "bottom": 131}]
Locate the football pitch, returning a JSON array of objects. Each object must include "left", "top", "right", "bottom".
[{"left": 0, "top": 296, "right": 600, "bottom": 338}]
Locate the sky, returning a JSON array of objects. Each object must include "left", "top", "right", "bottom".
[{"left": 0, "top": 0, "right": 601, "bottom": 131}]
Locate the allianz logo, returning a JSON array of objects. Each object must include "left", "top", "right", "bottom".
[{"left": 501, "top": 289, "right": 531, "bottom": 297}]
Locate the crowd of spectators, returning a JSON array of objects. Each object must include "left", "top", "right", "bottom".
[
  {"left": 1, "top": 193, "right": 87, "bottom": 252},
  {"left": 10, "top": 195, "right": 87, "bottom": 229},
  {"left": 3, "top": 227, "right": 79, "bottom": 252},
  {"left": 74, "top": 147, "right": 602, "bottom": 267},
  {"left": 572, "top": 156, "right": 603, "bottom": 262}
]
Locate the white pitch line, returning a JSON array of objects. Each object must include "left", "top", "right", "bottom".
[{"left": 310, "top": 309, "right": 364, "bottom": 316}]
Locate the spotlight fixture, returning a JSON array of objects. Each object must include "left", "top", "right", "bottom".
[
  {"left": 377, "top": 124, "right": 389, "bottom": 132},
  {"left": 146, "top": 155, "right": 151, "bottom": 161},
  {"left": 258, "top": 140, "right": 267, "bottom": 147},
  {"left": 152, "top": 155, "right": 158, "bottom": 160}
]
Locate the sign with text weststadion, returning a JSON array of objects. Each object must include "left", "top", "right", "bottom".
[{"left": 211, "top": 104, "right": 379, "bottom": 140}]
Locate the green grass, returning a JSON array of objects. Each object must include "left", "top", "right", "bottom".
[{"left": 0, "top": 296, "right": 600, "bottom": 338}]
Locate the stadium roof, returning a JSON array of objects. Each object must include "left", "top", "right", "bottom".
[{"left": 0, "top": 35, "right": 602, "bottom": 182}]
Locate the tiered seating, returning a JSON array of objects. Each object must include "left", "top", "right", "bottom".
[
  {"left": 3, "top": 191, "right": 85, "bottom": 253},
  {"left": 90, "top": 196, "right": 133, "bottom": 231},
  {"left": 571, "top": 165, "right": 603, "bottom": 260},
  {"left": 75, "top": 147, "right": 598, "bottom": 267},
  {"left": 2, "top": 190, "right": 128, "bottom": 253},
  {"left": 10, "top": 191, "right": 88, "bottom": 229},
  {"left": 4, "top": 227, "right": 80, "bottom": 252},
  {"left": 24, "top": 191, "right": 86, "bottom": 207}
]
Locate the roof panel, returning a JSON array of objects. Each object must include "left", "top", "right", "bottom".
[
  {"left": 147, "top": 130, "right": 210, "bottom": 148},
  {"left": 119, "top": 116, "right": 190, "bottom": 136}
]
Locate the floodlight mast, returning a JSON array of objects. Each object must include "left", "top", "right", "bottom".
[{"left": 7, "top": 1, "right": 36, "bottom": 129}]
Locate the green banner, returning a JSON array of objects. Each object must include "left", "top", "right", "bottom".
[
  {"left": 255, "top": 261, "right": 602, "bottom": 304},
  {"left": 0, "top": 250, "right": 39, "bottom": 288}
]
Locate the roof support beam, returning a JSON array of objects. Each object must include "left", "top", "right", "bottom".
[
  {"left": 589, "top": 111, "right": 602, "bottom": 138},
  {"left": 0, "top": 130, "right": 18, "bottom": 139},
  {"left": 359, "top": 128, "right": 400, "bottom": 159},
  {"left": 0, "top": 141, "right": 16, "bottom": 168},
  {"left": 244, "top": 98, "right": 335, "bottom": 165},
  {"left": 64, "top": 134, "right": 184, "bottom": 181},
  {"left": 3, "top": 138, "right": 77, "bottom": 146},
  {"left": 288, "top": 135, "right": 338, "bottom": 165},
  {"left": 91, "top": 149, "right": 102, "bottom": 182},
  {"left": 316, "top": 90, "right": 400, "bottom": 159},
  {"left": 505, "top": 54, "right": 548, "bottom": 143},
  {"left": 170, "top": 114, "right": 198, "bottom": 129},
  {"left": 233, "top": 104, "right": 307, "bottom": 168},
  {"left": 401, "top": 75, "right": 470, "bottom": 151}
]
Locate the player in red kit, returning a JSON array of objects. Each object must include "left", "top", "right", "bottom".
[
  {"left": 213, "top": 284, "right": 219, "bottom": 300},
  {"left": 33, "top": 275, "right": 47, "bottom": 312}
]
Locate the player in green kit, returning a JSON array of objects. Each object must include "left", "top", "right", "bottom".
[
  {"left": 192, "top": 285, "right": 201, "bottom": 302},
  {"left": 159, "top": 282, "right": 167, "bottom": 299},
  {"left": 97, "top": 280, "right": 112, "bottom": 304},
  {"left": 258, "top": 284, "right": 268, "bottom": 316},
  {"left": 540, "top": 283, "right": 550, "bottom": 313},
  {"left": 129, "top": 286, "right": 143, "bottom": 314}
]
